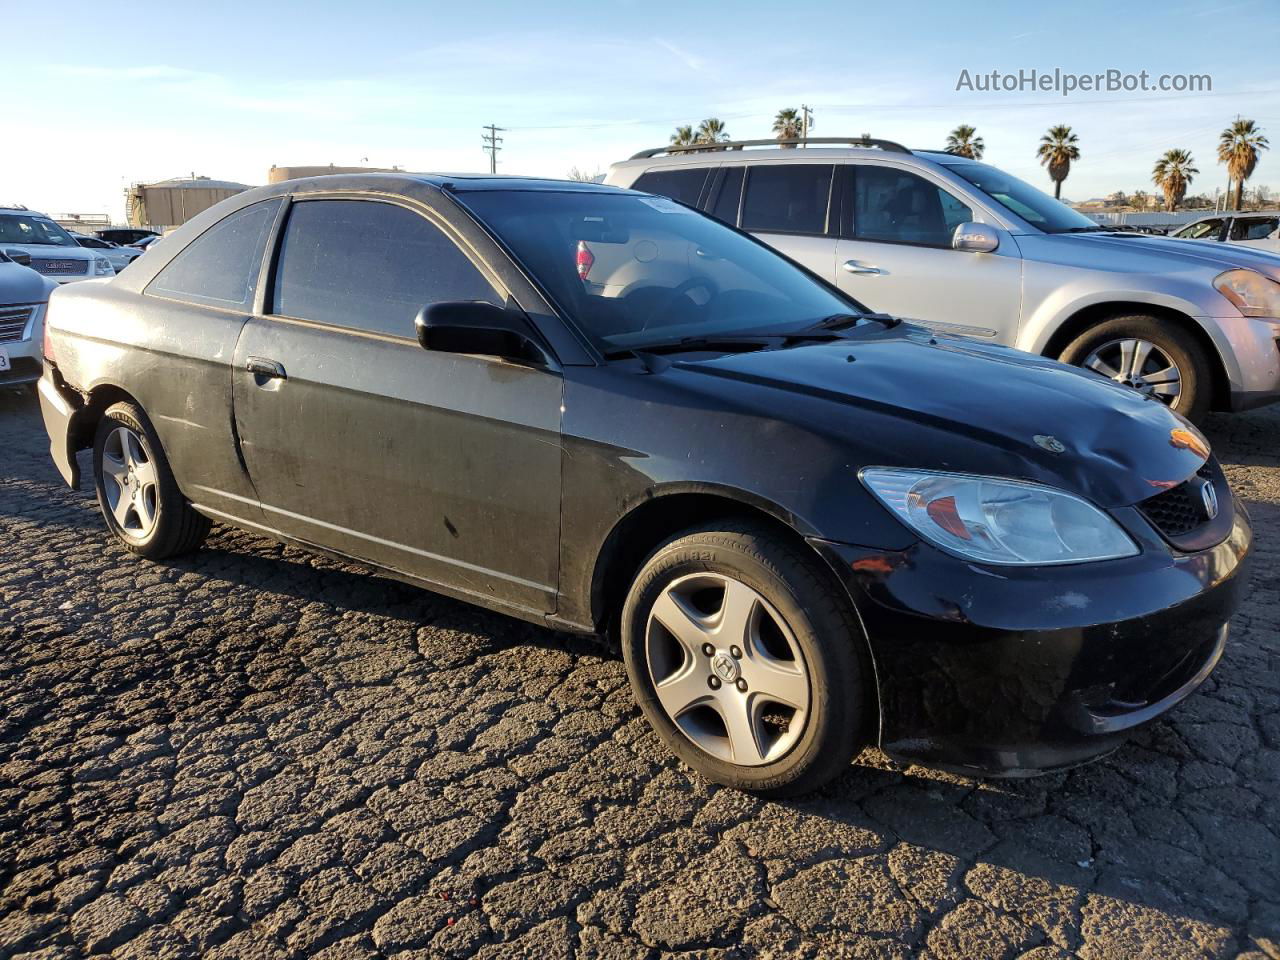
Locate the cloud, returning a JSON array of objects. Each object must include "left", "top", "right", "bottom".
[{"left": 653, "top": 38, "right": 708, "bottom": 73}]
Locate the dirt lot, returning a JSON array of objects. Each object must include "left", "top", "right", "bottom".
[{"left": 1, "top": 388, "right": 1277, "bottom": 959}]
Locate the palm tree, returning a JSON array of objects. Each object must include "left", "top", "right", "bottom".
[
  {"left": 945, "top": 124, "right": 984, "bottom": 160},
  {"left": 1130, "top": 189, "right": 1151, "bottom": 211},
  {"left": 1152, "top": 149, "right": 1198, "bottom": 211},
  {"left": 1217, "top": 117, "right": 1269, "bottom": 210},
  {"left": 696, "top": 117, "right": 729, "bottom": 148},
  {"left": 670, "top": 125, "right": 695, "bottom": 147},
  {"left": 773, "top": 108, "right": 803, "bottom": 147},
  {"left": 1036, "top": 125, "right": 1080, "bottom": 199}
]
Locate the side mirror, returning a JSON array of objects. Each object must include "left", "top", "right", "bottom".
[
  {"left": 951, "top": 221, "right": 1000, "bottom": 254},
  {"left": 4, "top": 249, "right": 32, "bottom": 266},
  {"left": 415, "top": 301, "right": 547, "bottom": 364}
]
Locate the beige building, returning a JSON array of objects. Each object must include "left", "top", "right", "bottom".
[
  {"left": 126, "top": 177, "right": 252, "bottom": 230},
  {"left": 268, "top": 163, "right": 403, "bottom": 184}
]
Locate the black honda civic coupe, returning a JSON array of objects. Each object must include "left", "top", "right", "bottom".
[{"left": 38, "top": 174, "right": 1251, "bottom": 796}]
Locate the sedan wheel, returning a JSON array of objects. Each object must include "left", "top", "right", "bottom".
[
  {"left": 92, "top": 400, "right": 211, "bottom": 559},
  {"left": 621, "top": 521, "right": 870, "bottom": 797},
  {"left": 1082, "top": 338, "right": 1182, "bottom": 404},
  {"left": 646, "top": 573, "right": 810, "bottom": 766},
  {"left": 100, "top": 425, "right": 160, "bottom": 539}
]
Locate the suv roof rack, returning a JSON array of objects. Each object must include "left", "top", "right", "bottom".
[{"left": 630, "top": 137, "right": 912, "bottom": 160}]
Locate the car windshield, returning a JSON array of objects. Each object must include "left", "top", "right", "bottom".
[
  {"left": 456, "top": 190, "right": 865, "bottom": 352},
  {"left": 941, "top": 162, "right": 1101, "bottom": 234},
  {"left": 0, "top": 214, "right": 78, "bottom": 246}
]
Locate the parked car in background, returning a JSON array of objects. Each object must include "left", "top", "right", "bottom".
[
  {"left": 70, "top": 233, "right": 142, "bottom": 273},
  {"left": 97, "top": 227, "right": 158, "bottom": 247},
  {"left": 130, "top": 235, "right": 164, "bottom": 252},
  {"left": 0, "top": 206, "right": 115, "bottom": 283},
  {"left": 38, "top": 173, "right": 1250, "bottom": 795},
  {"left": 0, "top": 249, "right": 56, "bottom": 389},
  {"left": 1170, "top": 212, "right": 1280, "bottom": 252},
  {"left": 606, "top": 138, "right": 1280, "bottom": 421}
]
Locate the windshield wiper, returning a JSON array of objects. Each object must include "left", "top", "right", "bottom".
[
  {"left": 807, "top": 311, "right": 900, "bottom": 330},
  {"left": 605, "top": 329, "right": 851, "bottom": 361},
  {"left": 1057, "top": 225, "right": 1106, "bottom": 233}
]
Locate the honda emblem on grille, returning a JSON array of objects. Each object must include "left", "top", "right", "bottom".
[{"left": 1200, "top": 479, "right": 1219, "bottom": 520}]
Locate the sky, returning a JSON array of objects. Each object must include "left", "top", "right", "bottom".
[{"left": 4, "top": 0, "right": 1278, "bottom": 223}]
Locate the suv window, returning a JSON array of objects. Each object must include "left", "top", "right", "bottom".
[
  {"left": 271, "top": 199, "right": 500, "bottom": 338},
  {"left": 740, "top": 165, "right": 833, "bottom": 235},
  {"left": 1176, "top": 218, "right": 1224, "bottom": 240},
  {"left": 851, "top": 166, "right": 971, "bottom": 247},
  {"left": 630, "top": 168, "right": 710, "bottom": 207},
  {"left": 1232, "top": 216, "right": 1279, "bottom": 241},
  {"left": 148, "top": 199, "right": 282, "bottom": 309},
  {"left": 709, "top": 167, "right": 744, "bottom": 225}
]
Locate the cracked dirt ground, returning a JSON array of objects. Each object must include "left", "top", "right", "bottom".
[{"left": 1, "top": 389, "right": 1277, "bottom": 959}]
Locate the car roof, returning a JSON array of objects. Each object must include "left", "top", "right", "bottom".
[{"left": 0, "top": 206, "right": 52, "bottom": 218}]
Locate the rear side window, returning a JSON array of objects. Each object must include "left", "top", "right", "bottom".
[
  {"left": 270, "top": 199, "right": 501, "bottom": 338},
  {"left": 148, "top": 199, "right": 282, "bottom": 309},
  {"left": 851, "top": 166, "right": 972, "bottom": 247},
  {"left": 630, "top": 168, "right": 710, "bottom": 207},
  {"left": 709, "top": 167, "right": 744, "bottom": 225},
  {"left": 1232, "top": 217, "right": 1279, "bottom": 241},
  {"left": 740, "top": 164, "right": 833, "bottom": 235}
]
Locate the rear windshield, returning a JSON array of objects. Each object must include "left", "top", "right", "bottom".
[
  {"left": 941, "top": 162, "right": 1099, "bottom": 234},
  {"left": 456, "top": 190, "right": 861, "bottom": 352}
]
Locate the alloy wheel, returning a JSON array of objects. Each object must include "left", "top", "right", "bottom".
[
  {"left": 644, "top": 573, "right": 810, "bottom": 766},
  {"left": 1082, "top": 338, "right": 1182, "bottom": 405},
  {"left": 101, "top": 426, "right": 159, "bottom": 539}
]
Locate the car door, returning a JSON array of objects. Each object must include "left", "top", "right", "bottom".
[
  {"left": 832, "top": 163, "right": 1023, "bottom": 343},
  {"left": 736, "top": 162, "right": 838, "bottom": 279},
  {"left": 1228, "top": 215, "right": 1280, "bottom": 250},
  {"left": 232, "top": 195, "right": 563, "bottom": 614}
]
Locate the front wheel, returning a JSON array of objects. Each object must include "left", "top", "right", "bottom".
[
  {"left": 92, "top": 401, "right": 210, "bottom": 559},
  {"left": 620, "top": 522, "right": 871, "bottom": 797},
  {"left": 1058, "top": 315, "right": 1212, "bottom": 422}
]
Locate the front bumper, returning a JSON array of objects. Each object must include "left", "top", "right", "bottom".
[
  {"left": 810, "top": 501, "right": 1252, "bottom": 776},
  {"left": 1205, "top": 315, "right": 1280, "bottom": 411}
]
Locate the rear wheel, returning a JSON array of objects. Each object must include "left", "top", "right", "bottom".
[
  {"left": 92, "top": 401, "right": 210, "bottom": 559},
  {"left": 620, "top": 521, "right": 870, "bottom": 797},
  {"left": 1058, "top": 315, "right": 1212, "bottom": 422}
]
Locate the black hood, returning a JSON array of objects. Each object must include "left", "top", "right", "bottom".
[{"left": 668, "top": 325, "right": 1209, "bottom": 508}]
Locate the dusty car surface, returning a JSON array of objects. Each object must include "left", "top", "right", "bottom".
[{"left": 38, "top": 174, "right": 1251, "bottom": 795}]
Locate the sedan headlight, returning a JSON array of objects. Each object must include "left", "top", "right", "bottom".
[
  {"left": 1214, "top": 269, "right": 1280, "bottom": 318},
  {"left": 860, "top": 468, "right": 1139, "bottom": 565},
  {"left": 94, "top": 257, "right": 115, "bottom": 276}
]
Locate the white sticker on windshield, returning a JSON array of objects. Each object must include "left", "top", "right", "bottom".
[{"left": 638, "top": 196, "right": 694, "bottom": 214}]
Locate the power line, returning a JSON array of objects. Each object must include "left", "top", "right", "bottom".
[{"left": 481, "top": 124, "right": 505, "bottom": 174}]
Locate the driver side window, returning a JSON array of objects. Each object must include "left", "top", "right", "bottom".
[{"left": 849, "top": 166, "right": 972, "bottom": 248}]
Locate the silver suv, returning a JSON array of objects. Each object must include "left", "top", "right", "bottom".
[
  {"left": 0, "top": 206, "right": 115, "bottom": 285},
  {"left": 606, "top": 137, "right": 1280, "bottom": 420}
]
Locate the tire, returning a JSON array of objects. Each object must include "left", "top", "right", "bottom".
[
  {"left": 1057, "top": 315, "right": 1212, "bottom": 423},
  {"left": 620, "top": 521, "right": 871, "bottom": 797},
  {"left": 92, "top": 401, "right": 210, "bottom": 559}
]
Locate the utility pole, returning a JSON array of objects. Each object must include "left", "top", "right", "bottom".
[
  {"left": 800, "top": 105, "right": 813, "bottom": 145},
  {"left": 482, "top": 124, "right": 505, "bottom": 174}
]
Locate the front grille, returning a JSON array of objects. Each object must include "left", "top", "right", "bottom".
[
  {"left": 30, "top": 258, "right": 88, "bottom": 276},
  {"left": 1139, "top": 465, "right": 1216, "bottom": 538},
  {"left": 0, "top": 307, "right": 33, "bottom": 343}
]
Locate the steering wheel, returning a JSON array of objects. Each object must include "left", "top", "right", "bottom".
[{"left": 637, "top": 275, "right": 719, "bottom": 332}]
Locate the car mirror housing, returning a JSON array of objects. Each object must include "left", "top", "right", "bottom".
[
  {"left": 4, "top": 249, "right": 32, "bottom": 266},
  {"left": 414, "top": 300, "right": 548, "bottom": 364},
  {"left": 952, "top": 222, "right": 1000, "bottom": 254}
]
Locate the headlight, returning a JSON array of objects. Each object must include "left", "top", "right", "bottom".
[
  {"left": 94, "top": 258, "right": 115, "bottom": 276},
  {"left": 1214, "top": 269, "right": 1280, "bottom": 318},
  {"left": 860, "top": 468, "right": 1139, "bottom": 565}
]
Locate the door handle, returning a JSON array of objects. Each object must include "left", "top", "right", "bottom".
[
  {"left": 246, "top": 357, "right": 286, "bottom": 380},
  {"left": 842, "top": 260, "right": 884, "bottom": 275}
]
